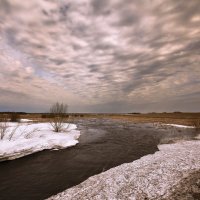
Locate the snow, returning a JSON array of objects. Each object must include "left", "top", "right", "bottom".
[
  {"left": 20, "top": 119, "right": 33, "bottom": 122},
  {"left": 164, "top": 124, "right": 194, "bottom": 128},
  {"left": 47, "top": 140, "right": 200, "bottom": 200},
  {"left": 0, "top": 122, "right": 80, "bottom": 161}
]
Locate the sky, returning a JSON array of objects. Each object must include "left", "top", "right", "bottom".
[{"left": 0, "top": 0, "right": 200, "bottom": 113}]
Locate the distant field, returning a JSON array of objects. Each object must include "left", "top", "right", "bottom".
[
  {"left": 108, "top": 113, "right": 200, "bottom": 125},
  {"left": 0, "top": 112, "right": 200, "bottom": 126}
]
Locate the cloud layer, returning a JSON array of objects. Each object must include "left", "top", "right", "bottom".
[{"left": 0, "top": 0, "right": 200, "bottom": 112}]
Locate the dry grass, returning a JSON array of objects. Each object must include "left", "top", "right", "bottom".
[
  {"left": 0, "top": 112, "right": 200, "bottom": 125},
  {"left": 107, "top": 113, "right": 200, "bottom": 126}
]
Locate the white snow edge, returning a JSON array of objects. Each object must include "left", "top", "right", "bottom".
[
  {"left": 0, "top": 122, "right": 80, "bottom": 161},
  {"left": 164, "top": 124, "right": 194, "bottom": 128}
]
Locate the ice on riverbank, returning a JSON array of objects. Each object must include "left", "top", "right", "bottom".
[
  {"left": 47, "top": 140, "right": 200, "bottom": 200},
  {"left": 0, "top": 122, "right": 80, "bottom": 161}
]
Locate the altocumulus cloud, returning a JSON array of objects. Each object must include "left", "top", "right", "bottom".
[{"left": 0, "top": 0, "right": 199, "bottom": 112}]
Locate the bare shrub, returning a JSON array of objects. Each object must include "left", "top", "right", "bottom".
[
  {"left": 0, "top": 116, "right": 41, "bottom": 141},
  {"left": 24, "top": 128, "right": 40, "bottom": 139},
  {"left": 7, "top": 124, "right": 40, "bottom": 141},
  {"left": 49, "top": 102, "right": 68, "bottom": 132},
  {"left": 0, "top": 116, "right": 9, "bottom": 140},
  {"left": 7, "top": 124, "right": 20, "bottom": 141}
]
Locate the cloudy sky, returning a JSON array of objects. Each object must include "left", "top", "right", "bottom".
[{"left": 0, "top": 0, "right": 199, "bottom": 113}]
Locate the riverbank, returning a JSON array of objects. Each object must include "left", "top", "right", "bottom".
[{"left": 48, "top": 139, "right": 200, "bottom": 200}]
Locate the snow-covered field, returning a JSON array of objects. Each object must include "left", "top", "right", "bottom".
[
  {"left": 47, "top": 140, "right": 200, "bottom": 200},
  {"left": 0, "top": 122, "right": 80, "bottom": 161}
]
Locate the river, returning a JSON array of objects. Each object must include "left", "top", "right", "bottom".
[{"left": 0, "top": 119, "right": 197, "bottom": 200}]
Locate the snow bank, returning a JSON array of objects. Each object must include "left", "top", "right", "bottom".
[
  {"left": 20, "top": 119, "right": 33, "bottom": 122},
  {"left": 0, "top": 123, "right": 80, "bottom": 161},
  {"left": 165, "top": 124, "right": 194, "bottom": 128},
  {"left": 47, "top": 140, "right": 200, "bottom": 200}
]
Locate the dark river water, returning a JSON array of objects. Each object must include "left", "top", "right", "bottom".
[{"left": 0, "top": 119, "right": 197, "bottom": 200}]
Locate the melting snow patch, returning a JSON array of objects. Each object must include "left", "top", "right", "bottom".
[
  {"left": 20, "top": 119, "right": 34, "bottom": 123},
  {"left": 164, "top": 124, "right": 194, "bottom": 128},
  {"left": 47, "top": 140, "right": 200, "bottom": 200},
  {"left": 0, "top": 122, "right": 80, "bottom": 161}
]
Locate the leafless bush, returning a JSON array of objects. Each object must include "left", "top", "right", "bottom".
[
  {"left": 0, "top": 121, "right": 8, "bottom": 140},
  {"left": 0, "top": 117, "right": 9, "bottom": 140},
  {"left": 7, "top": 124, "right": 20, "bottom": 141},
  {"left": 49, "top": 102, "right": 68, "bottom": 132},
  {"left": 24, "top": 128, "right": 40, "bottom": 139},
  {"left": 8, "top": 125, "right": 41, "bottom": 141},
  {"left": 0, "top": 117, "right": 41, "bottom": 141},
  {"left": 6, "top": 125, "right": 40, "bottom": 141}
]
